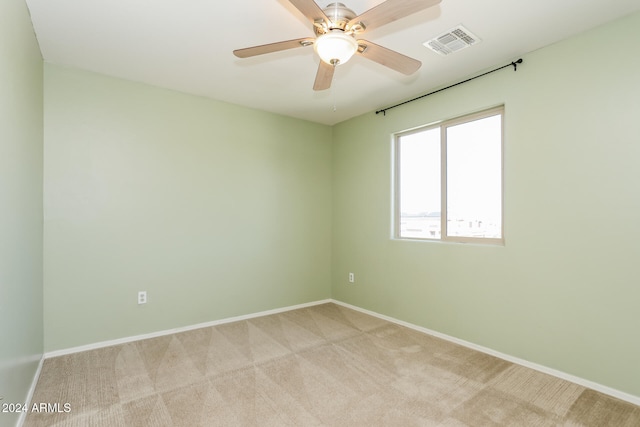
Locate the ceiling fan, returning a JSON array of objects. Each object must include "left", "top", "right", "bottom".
[{"left": 233, "top": 0, "right": 442, "bottom": 91}]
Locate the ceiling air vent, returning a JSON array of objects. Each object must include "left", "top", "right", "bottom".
[{"left": 424, "top": 25, "right": 480, "bottom": 56}]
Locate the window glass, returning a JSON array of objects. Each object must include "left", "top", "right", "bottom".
[
  {"left": 446, "top": 114, "right": 502, "bottom": 239},
  {"left": 398, "top": 128, "right": 440, "bottom": 239}
]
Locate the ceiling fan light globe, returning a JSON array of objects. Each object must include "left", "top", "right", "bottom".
[{"left": 314, "top": 31, "right": 358, "bottom": 66}]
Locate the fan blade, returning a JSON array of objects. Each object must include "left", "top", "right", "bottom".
[
  {"left": 348, "top": 0, "right": 441, "bottom": 33},
  {"left": 313, "top": 61, "right": 335, "bottom": 91},
  {"left": 233, "top": 38, "right": 314, "bottom": 58},
  {"left": 288, "top": 0, "right": 329, "bottom": 25},
  {"left": 357, "top": 40, "right": 421, "bottom": 75}
]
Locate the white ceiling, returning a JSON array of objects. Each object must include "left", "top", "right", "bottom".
[{"left": 25, "top": 0, "right": 640, "bottom": 125}]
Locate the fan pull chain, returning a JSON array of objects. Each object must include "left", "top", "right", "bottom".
[{"left": 331, "top": 64, "right": 338, "bottom": 112}]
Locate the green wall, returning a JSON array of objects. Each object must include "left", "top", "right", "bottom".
[
  {"left": 43, "top": 65, "right": 332, "bottom": 351},
  {"left": 0, "top": 0, "right": 44, "bottom": 425},
  {"left": 332, "top": 11, "right": 640, "bottom": 397}
]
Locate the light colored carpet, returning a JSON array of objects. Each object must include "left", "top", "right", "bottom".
[{"left": 24, "top": 303, "right": 640, "bottom": 426}]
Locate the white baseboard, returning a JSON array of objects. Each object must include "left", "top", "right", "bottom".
[
  {"left": 16, "top": 355, "right": 45, "bottom": 427},
  {"left": 44, "top": 299, "right": 333, "bottom": 359},
  {"left": 331, "top": 299, "right": 640, "bottom": 407}
]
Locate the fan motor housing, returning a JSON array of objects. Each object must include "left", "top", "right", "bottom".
[{"left": 315, "top": 2, "right": 357, "bottom": 34}]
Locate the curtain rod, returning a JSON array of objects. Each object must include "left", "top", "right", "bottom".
[{"left": 375, "top": 58, "right": 523, "bottom": 116}]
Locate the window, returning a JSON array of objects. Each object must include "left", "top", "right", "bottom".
[{"left": 394, "top": 106, "right": 503, "bottom": 244}]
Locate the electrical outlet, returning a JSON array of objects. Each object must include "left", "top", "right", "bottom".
[
  {"left": 138, "top": 291, "right": 147, "bottom": 305},
  {"left": 348, "top": 272, "right": 355, "bottom": 283}
]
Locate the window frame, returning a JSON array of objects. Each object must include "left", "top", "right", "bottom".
[{"left": 393, "top": 106, "right": 504, "bottom": 245}]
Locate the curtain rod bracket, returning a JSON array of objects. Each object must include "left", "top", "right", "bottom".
[{"left": 511, "top": 58, "right": 523, "bottom": 71}]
